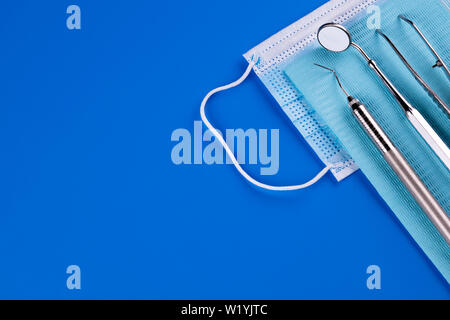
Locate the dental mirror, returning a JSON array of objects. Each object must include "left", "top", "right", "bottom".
[{"left": 317, "top": 23, "right": 352, "bottom": 52}]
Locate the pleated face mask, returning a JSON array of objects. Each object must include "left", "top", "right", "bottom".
[{"left": 200, "top": 0, "right": 450, "bottom": 281}]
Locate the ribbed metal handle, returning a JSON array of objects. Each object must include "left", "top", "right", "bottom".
[{"left": 350, "top": 98, "right": 394, "bottom": 153}]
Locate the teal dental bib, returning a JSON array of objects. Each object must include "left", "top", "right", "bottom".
[{"left": 284, "top": 0, "right": 450, "bottom": 281}]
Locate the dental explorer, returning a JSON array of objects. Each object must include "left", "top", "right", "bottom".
[
  {"left": 314, "top": 63, "right": 450, "bottom": 245},
  {"left": 317, "top": 23, "right": 450, "bottom": 171},
  {"left": 399, "top": 15, "right": 450, "bottom": 77},
  {"left": 376, "top": 29, "right": 450, "bottom": 117}
]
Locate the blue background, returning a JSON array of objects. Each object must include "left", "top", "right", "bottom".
[{"left": 0, "top": 0, "right": 448, "bottom": 299}]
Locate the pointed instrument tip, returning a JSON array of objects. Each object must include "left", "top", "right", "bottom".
[{"left": 313, "top": 63, "right": 350, "bottom": 97}]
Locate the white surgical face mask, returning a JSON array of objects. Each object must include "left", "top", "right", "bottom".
[
  {"left": 201, "top": 0, "right": 450, "bottom": 282},
  {"left": 201, "top": 0, "right": 377, "bottom": 190}
]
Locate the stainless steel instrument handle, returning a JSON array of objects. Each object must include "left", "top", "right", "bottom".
[
  {"left": 368, "top": 60, "right": 450, "bottom": 170},
  {"left": 350, "top": 98, "right": 450, "bottom": 245},
  {"left": 406, "top": 108, "right": 450, "bottom": 170},
  {"left": 367, "top": 60, "right": 413, "bottom": 113},
  {"left": 385, "top": 148, "right": 450, "bottom": 244}
]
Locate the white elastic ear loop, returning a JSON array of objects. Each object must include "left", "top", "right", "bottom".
[{"left": 200, "top": 61, "right": 331, "bottom": 191}]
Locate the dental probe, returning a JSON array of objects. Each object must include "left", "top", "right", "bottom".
[{"left": 314, "top": 63, "right": 450, "bottom": 245}]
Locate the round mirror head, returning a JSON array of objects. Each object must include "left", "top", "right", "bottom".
[{"left": 317, "top": 23, "right": 352, "bottom": 52}]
